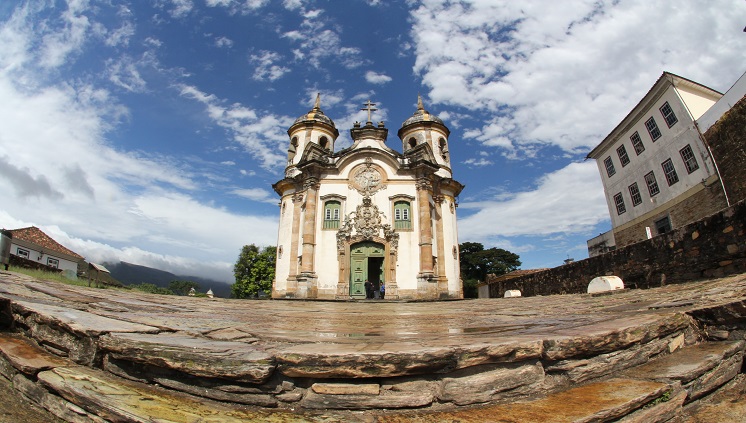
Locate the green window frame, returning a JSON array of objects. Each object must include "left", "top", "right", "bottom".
[
  {"left": 394, "top": 201, "right": 411, "bottom": 230},
  {"left": 323, "top": 200, "right": 340, "bottom": 229}
]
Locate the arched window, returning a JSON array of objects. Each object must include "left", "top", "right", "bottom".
[
  {"left": 394, "top": 201, "right": 411, "bottom": 229},
  {"left": 319, "top": 136, "right": 329, "bottom": 151},
  {"left": 288, "top": 137, "right": 298, "bottom": 161},
  {"left": 439, "top": 137, "right": 449, "bottom": 162},
  {"left": 408, "top": 137, "right": 417, "bottom": 150},
  {"left": 324, "top": 200, "right": 341, "bottom": 229}
]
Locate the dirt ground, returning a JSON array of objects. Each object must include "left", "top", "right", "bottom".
[{"left": 0, "top": 376, "right": 64, "bottom": 423}]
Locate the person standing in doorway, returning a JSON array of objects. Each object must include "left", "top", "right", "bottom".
[
  {"left": 364, "top": 279, "right": 372, "bottom": 299},
  {"left": 380, "top": 282, "right": 385, "bottom": 299}
]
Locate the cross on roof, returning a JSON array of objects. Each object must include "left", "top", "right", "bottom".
[{"left": 361, "top": 100, "right": 377, "bottom": 123}]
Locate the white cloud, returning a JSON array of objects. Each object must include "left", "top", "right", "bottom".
[
  {"left": 281, "top": 7, "right": 362, "bottom": 69},
  {"left": 178, "top": 84, "right": 294, "bottom": 169},
  {"left": 231, "top": 188, "right": 279, "bottom": 204},
  {"left": 463, "top": 157, "right": 492, "bottom": 167},
  {"left": 410, "top": 0, "right": 746, "bottom": 155},
  {"left": 205, "top": 0, "right": 269, "bottom": 15},
  {"left": 39, "top": 0, "right": 92, "bottom": 68},
  {"left": 215, "top": 36, "right": 234, "bottom": 48},
  {"left": 104, "top": 21, "right": 135, "bottom": 47},
  {"left": 365, "top": 71, "right": 392, "bottom": 84},
  {"left": 0, "top": 5, "right": 279, "bottom": 282},
  {"left": 458, "top": 161, "right": 608, "bottom": 240},
  {"left": 167, "top": 0, "right": 193, "bottom": 19},
  {"left": 105, "top": 55, "right": 148, "bottom": 92},
  {"left": 249, "top": 50, "right": 290, "bottom": 81}
]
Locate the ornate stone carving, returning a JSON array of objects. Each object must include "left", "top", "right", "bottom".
[
  {"left": 303, "top": 177, "right": 320, "bottom": 191},
  {"left": 416, "top": 178, "right": 432, "bottom": 191},
  {"left": 350, "top": 157, "right": 386, "bottom": 196},
  {"left": 336, "top": 195, "right": 398, "bottom": 252},
  {"left": 292, "top": 193, "right": 304, "bottom": 203}
]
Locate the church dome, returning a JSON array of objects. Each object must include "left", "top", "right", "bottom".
[
  {"left": 293, "top": 94, "right": 336, "bottom": 128},
  {"left": 401, "top": 95, "right": 444, "bottom": 128}
]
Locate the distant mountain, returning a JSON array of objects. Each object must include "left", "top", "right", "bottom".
[{"left": 104, "top": 261, "right": 233, "bottom": 298}]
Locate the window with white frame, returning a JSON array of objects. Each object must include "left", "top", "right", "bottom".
[
  {"left": 613, "top": 192, "right": 626, "bottom": 215},
  {"left": 659, "top": 102, "right": 678, "bottom": 128},
  {"left": 603, "top": 156, "right": 616, "bottom": 177},
  {"left": 630, "top": 132, "right": 645, "bottom": 155},
  {"left": 323, "top": 200, "right": 341, "bottom": 229},
  {"left": 661, "top": 158, "right": 679, "bottom": 186},
  {"left": 16, "top": 248, "right": 29, "bottom": 259},
  {"left": 679, "top": 144, "right": 699, "bottom": 174},
  {"left": 628, "top": 183, "right": 642, "bottom": 206},
  {"left": 47, "top": 257, "right": 59, "bottom": 268},
  {"left": 616, "top": 145, "right": 630, "bottom": 167},
  {"left": 394, "top": 201, "right": 411, "bottom": 229},
  {"left": 645, "top": 171, "right": 660, "bottom": 197},
  {"left": 645, "top": 117, "right": 661, "bottom": 141}
]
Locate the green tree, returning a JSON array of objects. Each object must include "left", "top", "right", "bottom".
[
  {"left": 231, "top": 244, "right": 276, "bottom": 299},
  {"left": 459, "top": 242, "right": 521, "bottom": 298},
  {"left": 168, "top": 280, "right": 201, "bottom": 296}
]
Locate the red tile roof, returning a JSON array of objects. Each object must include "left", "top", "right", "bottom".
[{"left": 7, "top": 226, "right": 84, "bottom": 260}]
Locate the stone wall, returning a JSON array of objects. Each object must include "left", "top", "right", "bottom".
[
  {"left": 488, "top": 199, "right": 746, "bottom": 298},
  {"left": 704, "top": 95, "right": 746, "bottom": 205},
  {"left": 613, "top": 180, "right": 728, "bottom": 248}
]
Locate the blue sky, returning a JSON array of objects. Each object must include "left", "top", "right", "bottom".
[{"left": 0, "top": 0, "right": 744, "bottom": 283}]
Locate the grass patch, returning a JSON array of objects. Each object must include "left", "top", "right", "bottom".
[{"left": 7, "top": 266, "right": 115, "bottom": 289}]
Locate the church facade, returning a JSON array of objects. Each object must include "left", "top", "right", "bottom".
[{"left": 272, "top": 96, "right": 464, "bottom": 300}]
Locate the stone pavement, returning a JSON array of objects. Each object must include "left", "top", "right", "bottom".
[{"left": 1, "top": 270, "right": 746, "bottom": 421}]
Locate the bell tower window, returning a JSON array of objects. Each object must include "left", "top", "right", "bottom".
[
  {"left": 288, "top": 136, "right": 298, "bottom": 162},
  {"left": 408, "top": 137, "right": 417, "bottom": 150},
  {"left": 320, "top": 136, "right": 329, "bottom": 151},
  {"left": 438, "top": 137, "right": 449, "bottom": 162}
]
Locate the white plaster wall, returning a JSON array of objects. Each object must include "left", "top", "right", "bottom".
[
  {"left": 273, "top": 196, "right": 294, "bottom": 293},
  {"left": 675, "top": 85, "right": 720, "bottom": 120},
  {"left": 598, "top": 87, "right": 716, "bottom": 229},
  {"left": 10, "top": 243, "right": 78, "bottom": 273},
  {"left": 440, "top": 198, "right": 461, "bottom": 295}
]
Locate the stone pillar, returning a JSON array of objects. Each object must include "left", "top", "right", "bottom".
[
  {"left": 286, "top": 192, "right": 304, "bottom": 296},
  {"left": 416, "top": 178, "right": 434, "bottom": 277},
  {"left": 300, "top": 177, "right": 319, "bottom": 274},
  {"left": 434, "top": 195, "right": 448, "bottom": 297}
]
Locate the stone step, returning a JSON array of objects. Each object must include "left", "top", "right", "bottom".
[
  {"left": 0, "top": 333, "right": 324, "bottom": 422},
  {"left": 621, "top": 340, "right": 745, "bottom": 402},
  {"left": 1, "top": 328, "right": 744, "bottom": 422},
  {"left": 390, "top": 340, "right": 745, "bottom": 422},
  {"left": 384, "top": 378, "right": 677, "bottom": 423}
]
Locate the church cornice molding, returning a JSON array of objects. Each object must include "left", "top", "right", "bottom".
[{"left": 436, "top": 178, "right": 466, "bottom": 197}]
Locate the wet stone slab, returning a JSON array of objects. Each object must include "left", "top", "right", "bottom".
[{"left": 99, "top": 332, "right": 276, "bottom": 383}]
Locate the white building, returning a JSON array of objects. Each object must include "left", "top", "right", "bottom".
[
  {"left": 7, "top": 226, "right": 84, "bottom": 274},
  {"left": 587, "top": 72, "right": 733, "bottom": 250},
  {"left": 272, "top": 96, "right": 464, "bottom": 300}
]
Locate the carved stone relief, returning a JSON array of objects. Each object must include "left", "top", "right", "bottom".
[
  {"left": 350, "top": 157, "right": 387, "bottom": 196},
  {"left": 336, "top": 196, "right": 399, "bottom": 252}
]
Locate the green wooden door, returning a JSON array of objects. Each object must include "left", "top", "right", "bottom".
[
  {"left": 350, "top": 256, "right": 366, "bottom": 298},
  {"left": 350, "top": 241, "right": 385, "bottom": 298}
]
